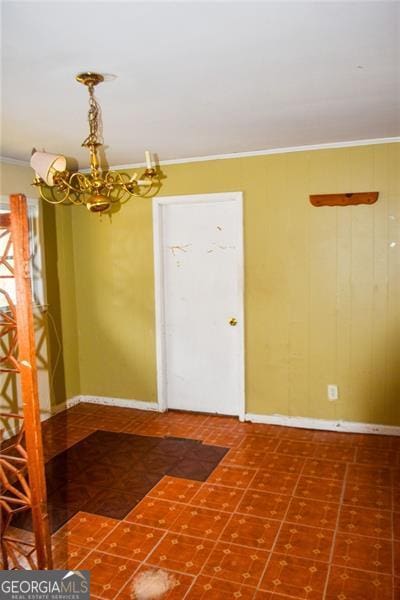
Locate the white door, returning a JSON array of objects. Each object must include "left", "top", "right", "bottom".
[{"left": 153, "top": 192, "right": 244, "bottom": 418}]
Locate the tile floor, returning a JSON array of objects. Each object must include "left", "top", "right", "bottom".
[
  {"left": 4, "top": 402, "right": 400, "bottom": 599},
  {"left": 13, "top": 431, "right": 228, "bottom": 532}
]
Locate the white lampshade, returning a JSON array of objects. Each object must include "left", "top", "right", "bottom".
[{"left": 30, "top": 151, "right": 67, "bottom": 186}]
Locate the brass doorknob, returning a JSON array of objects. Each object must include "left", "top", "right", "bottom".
[{"left": 229, "top": 317, "right": 238, "bottom": 326}]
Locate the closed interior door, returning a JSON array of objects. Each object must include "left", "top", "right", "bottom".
[{"left": 154, "top": 192, "right": 244, "bottom": 416}]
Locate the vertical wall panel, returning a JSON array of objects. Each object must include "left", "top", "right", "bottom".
[
  {"left": 286, "top": 152, "right": 310, "bottom": 417},
  {"left": 262, "top": 156, "right": 290, "bottom": 414},
  {"left": 308, "top": 151, "right": 340, "bottom": 419},
  {"left": 385, "top": 145, "right": 400, "bottom": 424}
]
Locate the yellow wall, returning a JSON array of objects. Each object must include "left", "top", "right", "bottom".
[
  {"left": 43, "top": 205, "right": 81, "bottom": 402},
  {"left": 71, "top": 193, "right": 157, "bottom": 402},
  {"left": 1, "top": 162, "right": 33, "bottom": 196},
  {"left": 63, "top": 142, "right": 400, "bottom": 426}
]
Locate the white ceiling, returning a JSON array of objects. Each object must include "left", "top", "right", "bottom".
[{"left": 1, "top": 1, "right": 399, "bottom": 168}]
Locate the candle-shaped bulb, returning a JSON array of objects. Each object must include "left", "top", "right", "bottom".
[{"left": 145, "top": 150, "right": 152, "bottom": 170}]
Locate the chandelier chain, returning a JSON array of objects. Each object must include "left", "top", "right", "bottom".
[{"left": 82, "top": 85, "right": 102, "bottom": 148}]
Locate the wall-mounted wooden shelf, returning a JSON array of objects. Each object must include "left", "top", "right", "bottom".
[{"left": 310, "top": 192, "right": 379, "bottom": 207}]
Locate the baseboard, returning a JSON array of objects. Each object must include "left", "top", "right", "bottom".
[
  {"left": 75, "top": 394, "right": 161, "bottom": 412},
  {"left": 1, "top": 395, "right": 160, "bottom": 441},
  {"left": 245, "top": 412, "right": 400, "bottom": 437},
  {"left": 46, "top": 398, "right": 79, "bottom": 417},
  {"left": 5, "top": 399, "right": 398, "bottom": 440},
  {"left": 65, "top": 396, "right": 82, "bottom": 410}
]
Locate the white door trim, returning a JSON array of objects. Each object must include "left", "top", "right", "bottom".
[{"left": 152, "top": 192, "right": 245, "bottom": 420}]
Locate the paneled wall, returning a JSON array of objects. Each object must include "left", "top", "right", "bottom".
[{"left": 55, "top": 143, "right": 400, "bottom": 424}]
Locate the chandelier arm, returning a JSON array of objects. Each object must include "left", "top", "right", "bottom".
[
  {"left": 124, "top": 181, "right": 149, "bottom": 196},
  {"left": 105, "top": 170, "right": 156, "bottom": 193},
  {"left": 129, "top": 173, "right": 139, "bottom": 182},
  {"left": 137, "top": 175, "right": 159, "bottom": 193},
  {"left": 140, "top": 184, "right": 159, "bottom": 199},
  {"left": 103, "top": 171, "right": 122, "bottom": 186},
  {"left": 67, "top": 171, "right": 93, "bottom": 193},
  {"left": 105, "top": 170, "right": 136, "bottom": 186},
  {"left": 51, "top": 174, "right": 83, "bottom": 195},
  {"left": 137, "top": 179, "right": 154, "bottom": 187},
  {"left": 118, "top": 174, "right": 158, "bottom": 197},
  {"left": 49, "top": 172, "right": 96, "bottom": 202},
  {"left": 124, "top": 182, "right": 157, "bottom": 199},
  {"left": 103, "top": 171, "right": 139, "bottom": 196},
  {"left": 37, "top": 185, "right": 71, "bottom": 205},
  {"left": 141, "top": 178, "right": 162, "bottom": 198}
]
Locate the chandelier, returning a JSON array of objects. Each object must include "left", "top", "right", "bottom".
[{"left": 30, "top": 72, "right": 160, "bottom": 214}]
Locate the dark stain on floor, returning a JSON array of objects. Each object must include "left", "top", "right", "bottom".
[{"left": 14, "top": 431, "right": 228, "bottom": 532}]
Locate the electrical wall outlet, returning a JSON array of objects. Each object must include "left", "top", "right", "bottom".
[{"left": 327, "top": 384, "right": 339, "bottom": 401}]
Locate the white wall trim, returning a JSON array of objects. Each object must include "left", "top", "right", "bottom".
[
  {"left": 3, "top": 137, "right": 398, "bottom": 173},
  {"left": 93, "top": 136, "right": 400, "bottom": 171},
  {"left": 4, "top": 399, "right": 399, "bottom": 439},
  {"left": 40, "top": 396, "right": 80, "bottom": 420},
  {"left": 245, "top": 412, "right": 400, "bottom": 437},
  {"left": 74, "top": 394, "right": 161, "bottom": 412},
  {"left": 65, "top": 396, "right": 82, "bottom": 410},
  {"left": 1, "top": 395, "right": 159, "bottom": 440},
  {"left": 47, "top": 401, "right": 400, "bottom": 436},
  {"left": 0, "top": 156, "right": 30, "bottom": 167},
  {"left": 153, "top": 192, "right": 246, "bottom": 421}
]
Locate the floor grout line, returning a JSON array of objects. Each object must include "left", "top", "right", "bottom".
[
  {"left": 111, "top": 528, "right": 170, "bottom": 600},
  {"left": 253, "top": 465, "right": 303, "bottom": 595},
  {"left": 322, "top": 461, "right": 349, "bottom": 599}
]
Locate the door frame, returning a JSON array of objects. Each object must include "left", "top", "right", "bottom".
[{"left": 152, "top": 192, "right": 245, "bottom": 420}]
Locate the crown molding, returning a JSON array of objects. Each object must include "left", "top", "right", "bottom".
[
  {"left": 0, "top": 155, "right": 30, "bottom": 167},
  {"left": 2, "top": 136, "right": 399, "bottom": 173},
  {"left": 105, "top": 136, "right": 400, "bottom": 171}
]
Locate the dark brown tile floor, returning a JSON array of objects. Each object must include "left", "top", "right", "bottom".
[
  {"left": 14, "top": 431, "right": 228, "bottom": 531},
  {"left": 3, "top": 402, "right": 400, "bottom": 599}
]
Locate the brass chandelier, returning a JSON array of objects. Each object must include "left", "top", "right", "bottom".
[{"left": 30, "top": 72, "right": 160, "bottom": 214}]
